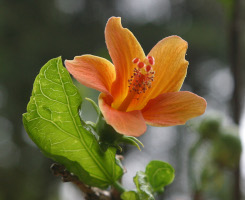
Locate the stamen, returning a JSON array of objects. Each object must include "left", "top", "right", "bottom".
[
  {"left": 119, "top": 56, "right": 156, "bottom": 111},
  {"left": 128, "top": 56, "right": 155, "bottom": 97}
]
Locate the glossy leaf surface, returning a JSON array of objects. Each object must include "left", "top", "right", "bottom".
[
  {"left": 121, "top": 191, "right": 139, "bottom": 200},
  {"left": 145, "top": 160, "right": 175, "bottom": 192},
  {"left": 134, "top": 171, "right": 154, "bottom": 200},
  {"left": 23, "top": 57, "right": 123, "bottom": 188}
]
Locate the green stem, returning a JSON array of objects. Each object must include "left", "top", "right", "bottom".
[
  {"left": 188, "top": 138, "right": 202, "bottom": 191},
  {"left": 112, "top": 181, "right": 127, "bottom": 193}
]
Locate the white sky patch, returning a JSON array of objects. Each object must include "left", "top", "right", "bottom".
[
  {"left": 208, "top": 68, "right": 234, "bottom": 102},
  {"left": 116, "top": 0, "right": 171, "bottom": 24},
  {"left": 55, "top": 0, "right": 85, "bottom": 14},
  {"left": 59, "top": 182, "right": 84, "bottom": 200}
]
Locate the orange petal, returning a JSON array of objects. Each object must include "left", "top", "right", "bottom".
[
  {"left": 65, "top": 55, "right": 116, "bottom": 95},
  {"left": 142, "top": 91, "right": 207, "bottom": 126},
  {"left": 99, "top": 93, "right": 147, "bottom": 137},
  {"left": 105, "top": 17, "right": 145, "bottom": 108},
  {"left": 128, "top": 36, "right": 189, "bottom": 111}
]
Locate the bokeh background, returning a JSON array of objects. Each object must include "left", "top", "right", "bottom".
[{"left": 0, "top": 0, "right": 245, "bottom": 199}]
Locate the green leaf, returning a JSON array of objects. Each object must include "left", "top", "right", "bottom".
[
  {"left": 121, "top": 191, "right": 139, "bottom": 200},
  {"left": 119, "top": 136, "right": 144, "bottom": 151},
  {"left": 85, "top": 97, "right": 101, "bottom": 115},
  {"left": 123, "top": 161, "right": 175, "bottom": 199},
  {"left": 22, "top": 57, "right": 123, "bottom": 188},
  {"left": 134, "top": 171, "right": 155, "bottom": 200},
  {"left": 145, "top": 160, "right": 175, "bottom": 192}
]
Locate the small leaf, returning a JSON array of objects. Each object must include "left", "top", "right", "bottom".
[
  {"left": 124, "top": 161, "right": 175, "bottom": 199},
  {"left": 120, "top": 136, "right": 144, "bottom": 151},
  {"left": 85, "top": 97, "right": 101, "bottom": 115},
  {"left": 121, "top": 191, "right": 139, "bottom": 200},
  {"left": 23, "top": 57, "right": 123, "bottom": 188},
  {"left": 145, "top": 160, "right": 175, "bottom": 192},
  {"left": 134, "top": 171, "right": 155, "bottom": 200}
]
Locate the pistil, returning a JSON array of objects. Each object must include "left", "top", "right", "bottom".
[{"left": 117, "top": 56, "right": 155, "bottom": 111}]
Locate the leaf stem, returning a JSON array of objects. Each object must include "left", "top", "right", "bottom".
[{"left": 112, "top": 181, "right": 127, "bottom": 194}]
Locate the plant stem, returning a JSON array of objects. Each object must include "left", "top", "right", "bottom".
[
  {"left": 112, "top": 181, "right": 127, "bottom": 194},
  {"left": 51, "top": 163, "right": 111, "bottom": 200},
  {"left": 188, "top": 138, "right": 203, "bottom": 198}
]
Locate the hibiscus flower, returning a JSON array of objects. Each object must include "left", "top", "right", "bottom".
[{"left": 65, "top": 17, "right": 207, "bottom": 137}]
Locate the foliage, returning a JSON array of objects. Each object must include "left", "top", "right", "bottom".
[
  {"left": 145, "top": 160, "right": 175, "bottom": 192},
  {"left": 190, "top": 115, "right": 242, "bottom": 199},
  {"left": 2, "top": 0, "right": 243, "bottom": 198},
  {"left": 198, "top": 116, "right": 221, "bottom": 139},
  {"left": 212, "top": 134, "right": 242, "bottom": 169},
  {"left": 23, "top": 57, "right": 123, "bottom": 188},
  {"left": 122, "top": 161, "right": 174, "bottom": 200},
  {"left": 22, "top": 57, "right": 175, "bottom": 200}
]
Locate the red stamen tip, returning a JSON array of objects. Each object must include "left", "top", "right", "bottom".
[
  {"left": 146, "top": 65, "right": 152, "bottom": 72},
  {"left": 132, "top": 58, "right": 139, "bottom": 64},
  {"left": 138, "top": 62, "right": 145, "bottom": 68},
  {"left": 147, "top": 56, "right": 155, "bottom": 65}
]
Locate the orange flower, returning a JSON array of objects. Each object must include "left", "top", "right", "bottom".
[{"left": 65, "top": 17, "right": 207, "bottom": 137}]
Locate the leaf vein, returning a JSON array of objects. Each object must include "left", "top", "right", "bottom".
[{"left": 56, "top": 59, "right": 112, "bottom": 181}]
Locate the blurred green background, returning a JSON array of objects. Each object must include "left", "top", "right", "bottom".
[{"left": 0, "top": 0, "right": 245, "bottom": 199}]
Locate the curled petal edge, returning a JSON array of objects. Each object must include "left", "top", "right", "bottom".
[
  {"left": 99, "top": 93, "right": 147, "bottom": 137},
  {"left": 65, "top": 55, "right": 116, "bottom": 96}
]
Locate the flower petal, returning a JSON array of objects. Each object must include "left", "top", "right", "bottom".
[
  {"left": 128, "top": 36, "right": 189, "bottom": 111},
  {"left": 99, "top": 93, "right": 147, "bottom": 137},
  {"left": 65, "top": 55, "right": 116, "bottom": 95},
  {"left": 142, "top": 91, "right": 207, "bottom": 126},
  {"left": 105, "top": 17, "right": 145, "bottom": 108}
]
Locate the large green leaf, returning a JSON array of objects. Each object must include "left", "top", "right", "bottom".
[
  {"left": 23, "top": 57, "right": 123, "bottom": 188},
  {"left": 145, "top": 160, "right": 175, "bottom": 192}
]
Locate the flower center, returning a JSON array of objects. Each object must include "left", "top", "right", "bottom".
[
  {"left": 118, "top": 56, "right": 155, "bottom": 111},
  {"left": 128, "top": 56, "right": 155, "bottom": 97}
]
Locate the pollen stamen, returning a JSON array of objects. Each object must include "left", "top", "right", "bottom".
[
  {"left": 118, "top": 56, "right": 156, "bottom": 111},
  {"left": 128, "top": 56, "right": 155, "bottom": 97}
]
